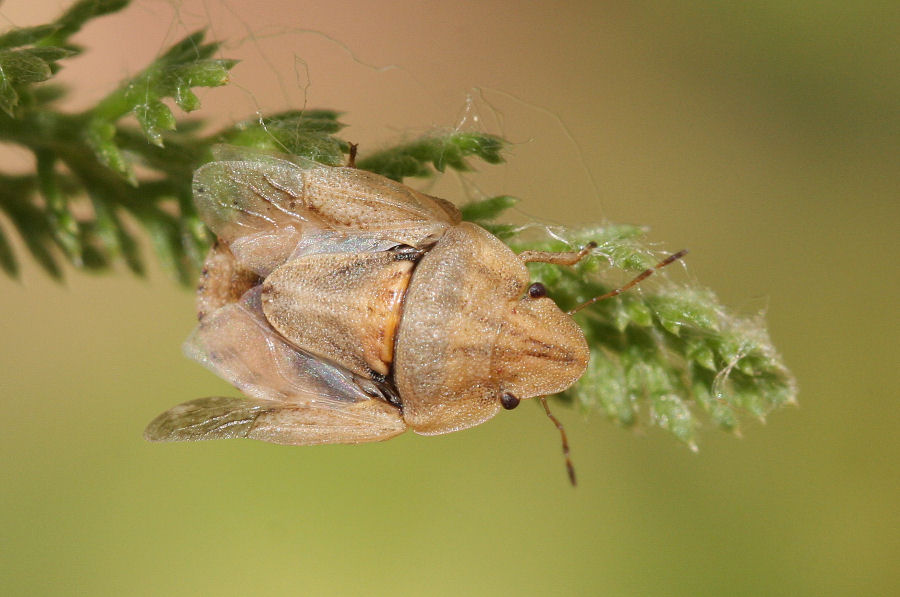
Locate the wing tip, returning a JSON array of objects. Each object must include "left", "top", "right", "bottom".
[
  {"left": 142, "top": 404, "right": 198, "bottom": 443},
  {"left": 142, "top": 396, "right": 259, "bottom": 443},
  {"left": 143, "top": 414, "right": 178, "bottom": 442}
]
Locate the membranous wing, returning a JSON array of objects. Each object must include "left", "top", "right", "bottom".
[
  {"left": 144, "top": 288, "right": 406, "bottom": 445},
  {"left": 194, "top": 151, "right": 461, "bottom": 276}
]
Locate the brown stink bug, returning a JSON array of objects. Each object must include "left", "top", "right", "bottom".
[{"left": 145, "top": 149, "right": 685, "bottom": 484}]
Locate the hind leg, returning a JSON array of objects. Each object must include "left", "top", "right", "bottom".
[{"left": 517, "top": 241, "right": 597, "bottom": 265}]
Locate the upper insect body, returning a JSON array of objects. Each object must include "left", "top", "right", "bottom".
[{"left": 145, "top": 152, "right": 590, "bottom": 445}]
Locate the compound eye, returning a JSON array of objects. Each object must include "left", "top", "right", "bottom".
[
  {"left": 500, "top": 392, "right": 520, "bottom": 410},
  {"left": 527, "top": 282, "right": 547, "bottom": 299}
]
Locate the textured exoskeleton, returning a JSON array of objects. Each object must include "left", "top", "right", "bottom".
[{"left": 145, "top": 151, "right": 590, "bottom": 445}]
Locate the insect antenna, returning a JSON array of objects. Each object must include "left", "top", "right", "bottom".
[
  {"left": 540, "top": 396, "right": 577, "bottom": 487},
  {"left": 567, "top": 249, "right": 688, "bottom": 315}
]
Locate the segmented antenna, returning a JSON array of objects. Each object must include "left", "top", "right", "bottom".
[{"left": 540, "top": 396, "right": 576, "bottom": 487}]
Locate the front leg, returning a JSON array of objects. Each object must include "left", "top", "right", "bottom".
[{"left": 518, "top": 241, "right": 597, "bottom": 265}]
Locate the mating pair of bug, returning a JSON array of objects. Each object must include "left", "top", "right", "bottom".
[{"left": 144, "top": 148, "right": 685, "bottom": 484}]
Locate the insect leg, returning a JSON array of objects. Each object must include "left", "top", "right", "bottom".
[{"left": 517, "top": 241, "right": 597, "bottom": 266}]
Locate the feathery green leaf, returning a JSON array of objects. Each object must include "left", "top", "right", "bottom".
[
  {"left": 460, "top": 195, "right": 518, "bottom": 223},
  {"left": 356, "top": 131, "right": 506, "bottom": 181},
  {"left": 218, "top": 110, "right": 349, "bottom": 165}
]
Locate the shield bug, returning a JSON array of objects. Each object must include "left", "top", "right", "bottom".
[{"left": 145, "top": 150, "right": 685, "bottom": 484}]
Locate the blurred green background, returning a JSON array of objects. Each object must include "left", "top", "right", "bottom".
[{"left": 1, "top": 1, "right": 897, "bottom": 595}]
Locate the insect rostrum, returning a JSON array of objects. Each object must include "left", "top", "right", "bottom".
[{"left": 144, "top": 149, "right": 598, "bottom": 447}]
